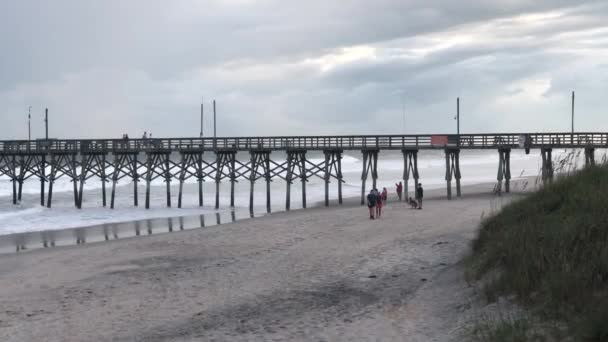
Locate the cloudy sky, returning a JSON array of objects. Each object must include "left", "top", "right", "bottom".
[{"left": 1, "top": 0, "right": 608, "bottom": 139}]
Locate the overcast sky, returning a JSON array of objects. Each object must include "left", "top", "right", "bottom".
[{"left": 1, "top": 0, "right": 608, "bottom": 139}]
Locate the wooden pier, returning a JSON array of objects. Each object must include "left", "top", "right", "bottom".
[{"left": 0, "top": 132, "right": 605, "bottom": 210}]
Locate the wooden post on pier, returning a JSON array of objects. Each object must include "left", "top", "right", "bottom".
[
  {"left": 402, "top": 149, "right": 419, "bottom": 200},
  {"left": 230, "top": 154, "right": 236, "bottom": 208},
  {"left": 337, "top": 152, "right": 343, "bottom": 204},
  {"left": 249, "top": 150, "right": 272, "bottom": 213},
  {"left": 165, "top": 154, "right": 171, "bottom": 208},
  {"left": 496, "top": 148, "right": 511, "bottom": 195},
  {"left": 541, "top": 148, "right": 553, "bottom": 184},
  {"left": 101, "top": 154, "right": 107, "bottom": 207},
  {"left": 47, "top": 154, "right": 55, "bottom": 208},
  {"left": 71, "top": 154, "right": 79, "bottom": 207},
  {"left": 455, "top": 150, "right": 462, "bottom": 197},
  {"left": 301, "top": 155, "right": 307, "bottom": 208},
  {"left": 360, "top": 149, "right": 379, "bottom": 205},
  {"left": 585, "top": 147, "right": 595, "bottom": 167},
  {"left": 197, "top": 153, "right": 204, "bottom": 207},
  {"left": 324, "top": 152, "right": 330, "bottom": 206},
  {"left": 215, "top": 151, "right": 237, "bottom": 209},
  {"left": 40, "top": 155, "right": 46, "bottom": 206},
  {"left": 17, "top": 154, "right": 25, "bottom": 202},
  {"left": 77, "top": 154, "right": 87, "bottom": 209},
  {"left": 178, "top": 153, "right": 186, "bottom": 209},
  {"left": 11, "top": 155, "right": 17, "bottom": 204},
  {"left": 286, "top": 150, "right": 308, "bottom": 210},
  {"left": 445, "top": 149, "right": 461, "bottom": 199},
  {"left": 145, "top": 153, "right": 152, "bottom": 209},
  {"left": 133, "top": 155, "right": 139, "bottom": 207}
]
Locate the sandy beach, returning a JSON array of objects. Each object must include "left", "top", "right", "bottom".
[{"left": 0, "top": 181, "right": 529, "bottom": 341}]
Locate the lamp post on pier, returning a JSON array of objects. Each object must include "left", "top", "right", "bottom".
[{"left": 28, "top": 106, "right": 32, "bottom": 141}]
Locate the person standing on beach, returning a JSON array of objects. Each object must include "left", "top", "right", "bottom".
[
  {"left": 375, "top": 189, "right": 383, "bottom": 218},
  {"left": 381, "top": 187, "right": 388, "bottom": 206},
  {"left": 416, "top": 183, "right": 424, "bottom": 209},
  {"left": 395, "top": 182, "right": 403, "bottom": 201},
  {"left": 366, "top": 190, "right": 377, "bottom": 219}
]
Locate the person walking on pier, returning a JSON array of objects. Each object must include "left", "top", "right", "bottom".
[
  {"left": 366, "top": 189, "right": 377, "bottom": 220},
  {"left": 395, "top": 182, "right": 403, "bottom": 201},
  {"left": 142, "top": 131, "right": 148, "bottom": 139},
  {"left": 416, "top": 183, "right": 424, "bottom": 209}
]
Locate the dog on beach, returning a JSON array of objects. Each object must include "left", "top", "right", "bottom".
[{"left": 407, "top": 197, "right": 418, "bottom": 209}]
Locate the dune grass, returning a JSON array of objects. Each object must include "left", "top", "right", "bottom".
[{"left": 467, "top": 163, "right": 608, "bottom": 340}]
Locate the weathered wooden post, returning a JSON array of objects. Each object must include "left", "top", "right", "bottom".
[
  {"left": 496, "top": 148, "right": 511, "bottom": 195},
  {"left": 444, "top": 149, "right": 461, "bottom": 199},
  {"left": 455, "top": 149, "right": 462, "bottom": 197},
  {"left": 445, "top": 150, "right": 452, "bottom": 200},
  {"left": 337, "top": 151, "right": 343, "bottom": 204},
  {"left": 12, "top": 155, "right": 17, "bottom": 205},
  {"left": 249, "top": 150, "right": 272, "bottom": 212},
  {"left": 324, "top": 151, "right": 330, "bottom": 206},
  {"left": 110, "top": 155, "right": 121, "bottom": 209},
  {"left": 47, "top": 154, "right": 56, "bottom": 208},
  {"left": 133, "top": 154, "right": 139, "bottom": 207},
  {"left": 286, "top": 152, "right": 293, "bottom": 211},
  {"left": 40, "top": 155, "right": 46, "bottom": 206},
  {"left": 360, "top": 149, "right": 379, "bottom": 205},
  {"left": 17, "top": 154, "right": 25, "bottom": 202},
  {"left": 71, "top": 154, "right": 79, "bottom": 207},
  {"left": 77, "top": 154, "right": 87, "bottom": 209},
  {"left": 165, "top": 154, "right": 171, "bottom": 208},
  {"left": 197, "top": 153, "right": 204, "bottom": 207},
  {"left": 585, "top": 147, "right": 595, "bottom": 167},
  {"left": 178, "top": 153, "right": 186, "bottom": 208},
  {"left": 230, "top": 153, "right": 236, "bottom": 208},
  {"left": 301, "top": 155, "right": 307, "bottom": 208},
  {"left": 145, "top": 153, "right": 152, "bottom": 209},
  {"left": 541, "top": 148, "right": 554, "bottom": 184},
  {"left": 402, "top": 149, "right": 419, "bottom": 200},
  {"left": 101, "top": 154, "right": 107, "bottom": 207}
]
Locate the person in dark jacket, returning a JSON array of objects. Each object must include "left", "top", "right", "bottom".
[
  {"left": 366, "top": 189, "right": 377, "bottom": 219},
  {"left": 416, "top": 183, "right": 423, "bottom": 209}
]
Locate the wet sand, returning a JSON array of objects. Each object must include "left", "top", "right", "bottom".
[{"left": 0, "top": 180, "right": 530, "bottom": 341}]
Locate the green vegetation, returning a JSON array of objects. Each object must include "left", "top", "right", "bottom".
[{"left": 467, "top": 164, "right": 608, "bottom": 341}]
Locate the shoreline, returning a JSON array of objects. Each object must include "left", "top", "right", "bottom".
[{"left": 0, "top": 177, "right": 535, "bottom": 255}]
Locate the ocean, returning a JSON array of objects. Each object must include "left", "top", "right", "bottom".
[{"left": 0, "top": 148, "right": 601, "bottom": 236}]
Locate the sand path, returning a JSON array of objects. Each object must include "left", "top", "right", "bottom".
[{"left": 0, "top": 183, "right": 521, "bottom": 341}]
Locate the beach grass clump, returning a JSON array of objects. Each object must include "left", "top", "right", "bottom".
[{"left": 467, "top": 164, "right": 608, "bottom": 340}]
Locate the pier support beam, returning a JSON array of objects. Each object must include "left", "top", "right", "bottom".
[
  {"left": 177, "top": 152, "right": 204, "bottom": 208},
  {"left": 323, "top": 149, "right": 344, "bottom": 206},
  {"left": 541, "top": 148, "right": 554, "bottom": 184},
  {"left": 402, "top": 149, "right": 419, "bottom": 201},
  {"left": 77, "top": 153, "right": 108, "bottom": 209},
  {"left": 45, "top": 153, "right": 79, "bottom": 208},
  {"left": 445, "top": 149, "right": 461, "bottom": 200},
  {"left": 214, "top": 150, "right": 237, "bottom": 209},
  {"left": 144, "top": 152, "right": 173, "bottom": 209},
  {"left": 496, "top": 148, "right": 511, "bottom": 195},
  {"left": 249, "top": 150, "right": 272, "bottom": 213},
  {"left": 585, "top": 147, "right": 595, "bottom": 167},
  {"left": 360, "top": 149, "right": 379, "bottom": 205},
  {"left": 285, "top": 150, "right": 308, "bottom": 210},
  {"left": 40, "top": 155, "right": 46, "bottom": 206},
  {"left": 110, "top": 153, "right": 139, "bottom": 209}
]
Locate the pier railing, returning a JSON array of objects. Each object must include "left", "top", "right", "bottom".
[{"left": 1, "top": 133, "right": 607, "bottom": 153}]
